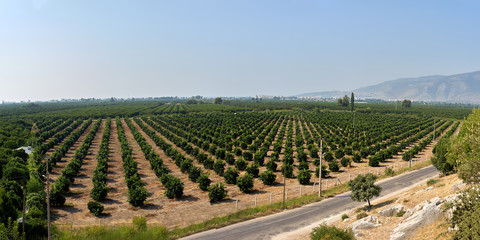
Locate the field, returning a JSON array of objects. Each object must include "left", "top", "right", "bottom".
[{"left": 0, "top": 100, "right": 471, "bottom": 238}]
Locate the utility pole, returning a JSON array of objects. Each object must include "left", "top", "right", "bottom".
[
  {"left": 319, "top": 139, "right": 323, "bottom": 197},
  {"left": 282, "top": 156, "right": 286, "bottom": 209},
  {"left": 46, "top": 156, "right": 51, "bottom": 240}
]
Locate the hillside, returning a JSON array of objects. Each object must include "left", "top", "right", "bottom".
[{"left": 298, "top": 71, "right": 480, "bottom": 103}]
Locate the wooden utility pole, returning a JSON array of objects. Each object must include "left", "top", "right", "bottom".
[
  {"left": 282, "top": 157, "right": 286, "bottom": 209},
  {"left": 319, "top": 139, "right": 323, "bottom": 197},
  {"left": 46, "top": 156, "right": 51, "bottom": 240}
]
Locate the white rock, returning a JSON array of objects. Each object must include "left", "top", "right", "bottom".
[
  {"left": 390, "top": 197, "right": 444, "bottom": 240},
  {"left": 349, "top": 216, "right": 380, "bottom": 232},
  {"left": 451, "top": 182, "right": 466, "bottom": 193},
  {"left": 379, "top": 205, "right": 405, "bottom": 217}
]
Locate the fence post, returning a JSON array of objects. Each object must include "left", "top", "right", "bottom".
[
  {"left": 255, "top": 196, "right": 257, "bottom": 207},
  {"left": 286, "top": 189, "right": 288, "bottom": 200},
  {"left": 236, "top": 199, "right": 238, "bottom": 211},
  {"left": 270, "top": 193, "right": 273, "bottom": 204},
  {"left": 312, "top": 182, "right": 317, "bottom": 193},
  {"left": 326, "top": 180, "right": 328, "bottom": 189},
  {"left": 300, "top": 185, "right": 302, "bottom": 196}
]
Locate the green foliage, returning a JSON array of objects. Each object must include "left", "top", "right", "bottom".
[
  {"left": 450, "top": 187, "right": 480, "bottom": 239},
  {"left": 448, "top": 109, "right": 480, "bottom": 184},
  {"left": 224, "top": 167, "right": 239, "bottom": 184},
  {"left": 266, "top": 160, "right": 277, "bottom": 172},
  {"left": 245, "top": 163, "right": 259, "bottom": 178},
  {"left": 396, "top": 209, "right": 405, "bottom": 217},
  {"left": 208, "top": 182, "right": 227, "bottom": 202},
  {"left": 259, "top": 170, "right": 276, "bottom": 185},
  {"left": 328, "top": 161, "right": 340, "bottom": 172},
  {"left": 197, "top": 173, "right": 211, "bottom": 191},
  {"left": 132, "top": 215, "right": 147, "bottom": 231},
  {"left": 426, "top": 179, "right": 438, "bottom": 186},
  {"left": 128, "top": 186, "right": 149, "bottom": 206},
  {"left": 431, "top": 138, "right": 454, "bottom": 174},
  {"left": 368, "top": 155, "right": 380, "bottom": 167},
  {"left": 213, "top": 160, "right": 226, "bottom": 176},
  {"left": 164, "top": 176, "right": 184, "bottom": 199},
  {"left": 384, "top": 167, "right": 395, "bottom": 177},
  {"left": 49, "top": 186, "right": 66, "bottom": 207},
  {"left": 91, "top": 181, "right": 109, "bottom": 202},
  {"left": 401, "top": 99, "right": 412, "bottom": 108},
  {"left": 281, "top": 164, "right": 294, "bottom": 178},
  {"left": 234, "top": 158, "right": 247, "bottom": 171},
  {"left": 0, "top": 218, "right": 21, "bottom": 240},
  {"left": 88, "top": 201, "right": 104, "bottom": 217},
  {"left": 341, "top": 213, "right": 349, "bottom": 221},
  {"left": 298, "top": 161, "right": 309, "bottom": 171},
  {"left": 340, "top": 157, "right": 351, "bottom": 168},
  {"left": 236, "top": 174, "right": 254, "bottom": 193},
  {"left": 297, "top": 169, "right": 311, "bottom": 185},
  {"left": 356, "top": 212, "right": 368, "bottom": 219},
  {"left": 310, "top": 224, "right": 354, "bottom": 240},
  {"left": 188, "top": 166, "right": 202, "bottom": 182},
  {"left": 348, "top": 173, "right": 381, "bottom": 207}
]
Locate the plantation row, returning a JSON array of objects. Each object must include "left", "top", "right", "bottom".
[{"left": 26, "top": 112, "right": 456, "bottom": 215}]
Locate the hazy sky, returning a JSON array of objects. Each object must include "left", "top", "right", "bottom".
[{"left": 1, "top": 0, "right": 479, "bottom": 102}]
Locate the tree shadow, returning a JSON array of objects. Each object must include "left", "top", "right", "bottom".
[
  {"left": 178, "top": 195, "right": 200, "bottom": 202},
  {"left": 103, "top": 198, "right": 122, "bottom": 204},
  {"left": 210, "top": 198, "right": 235, "bottom": 205},
  {"left": 250, "top": 190, "right": 268, "bottom": 195},
  {"left": 141, "top": 203, "right": 162, "bottom": 210}
]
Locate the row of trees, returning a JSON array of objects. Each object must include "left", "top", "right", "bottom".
[
  {"left": 50, "top": 119, "right": 101, "bottom": 206},
  {"left": 88, "top": 118, "right": 112, "bottom": 216}
]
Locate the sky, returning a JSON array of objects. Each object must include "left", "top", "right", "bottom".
[{"left": 0, "top": 0, "right": 479, "bottom": 102}]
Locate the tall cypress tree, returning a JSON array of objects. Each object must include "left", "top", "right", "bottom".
[{"left": 351, "top": 92, "right": 355, "bottom": 112}]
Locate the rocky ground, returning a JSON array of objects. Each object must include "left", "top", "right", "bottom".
[{"left": 277, "top": 173, "right": 466, "bottom": 240}]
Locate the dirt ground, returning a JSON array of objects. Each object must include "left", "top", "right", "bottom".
[{"left": 51, "top": 118, "right": 459, "bottom": 232}]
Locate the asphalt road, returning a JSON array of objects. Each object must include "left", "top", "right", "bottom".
[{"left": 182, "top": 165, "right": 439, "bottom": 240}]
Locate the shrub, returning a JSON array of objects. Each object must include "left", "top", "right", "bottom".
[
  {"left": 197, "top": 173, "right": 211, "bottom": 191},
  {"left": 352, "top": 152, "right": 362, "bottom": 163},
  {"left": 49, "top": 187, "right": 66, "bottom": 207},
  {"left": 235, "top": 158, "right": 247, "bottom": 171},
  {"left": 298, "top": 161, "right": 309, "bottom": 171},
  {"left": 266, "top": 160, "right": 277, "bottom": 172},
  {"left": 426, "top": 179, "right": 438, "bottom": 186},
  {"left": 208, "top": 182, "right": 228, "bottom": 202},
  {"left": 328, "top": 161, "right": 340, "bottom": 172},
  {"left": 128, "top": 186, "right": 148, "bottom": 206},
  {"left": 259, "top": 170, "right": 276, "bottom": 185},
  {"left": 315, "top": 165, "right": 330, "bottom": 178},
  {"left": 310, "top": 224, "right": 354, "bottom": 240},
  {"left": 245, "top": 163, "right": 259, "bottom": 178},
  {"left": 384, "top": 167, "right": 395, "bottom": 177},
  {"left": 224, "top": 167, "right": 239, "bottom": 184},
  {"left": 164, "top": 177, "right": 184, "bottom": 199},
  {"left": 180, "top": 159, "right": 193, "bottom": 173},
  {"left": 368, "top": 155, "right": 380, "bottom": 167},
  {"left": 132, "top": 215, "right": 147, "bottom": 231},
  {"left": 297, "top": 169, "right": 311, "bottom": 185},
  {"left": 341, "top": 214, "right": 349, "bottom": 221},
  {"left": 243, "top": 151, "right": 253, "bottom": 161},
  {"left": 87, "top": 201, "right": 104, "bottom": 217},
  {"left": 340, "top": 157, "right": 351, "bottom": 168},
  {"left": 281, "top": 164, "right": 294, "bottom": 178},
  {"left": 356, "top": 212, "right": 368, "bottom": 220},
  {"left": 203, "top": 157, "right": 214, "bottom": 169},
  {"left": 188, "top": 166, "right": 202, "bottom": 182},
  {"left": 90, "top": 182, "right": 109, "bottom": 202},
  {"left": 237, "top": 174, "right": 254, "bottom": 193},
  {"left": 213, "top": 160, "right": 226, "bottom": 176},
  {"left": 396, "top": 209, "right": 405, "bottom": 217},
  {"left": 225, "top": 153, "right": 235, "bottom": 165},
  {"left": 334, "top": 149, "right": 345, "bottom": 159}
]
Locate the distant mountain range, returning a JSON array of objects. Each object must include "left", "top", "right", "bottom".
[{"left": 297, "top": 71, "right": 480, "bottom": 103}]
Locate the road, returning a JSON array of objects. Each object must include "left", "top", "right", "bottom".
[{"left": 182, "top": 165, "right": 439, "bottom": 240}]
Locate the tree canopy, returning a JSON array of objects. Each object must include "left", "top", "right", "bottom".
[{"left": 348, "top": 173, "right": 381, "bottom": 207}]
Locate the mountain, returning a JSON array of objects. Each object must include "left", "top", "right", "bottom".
[{"left": 298, "top": 71, "right": 480, "bottom": 103}]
